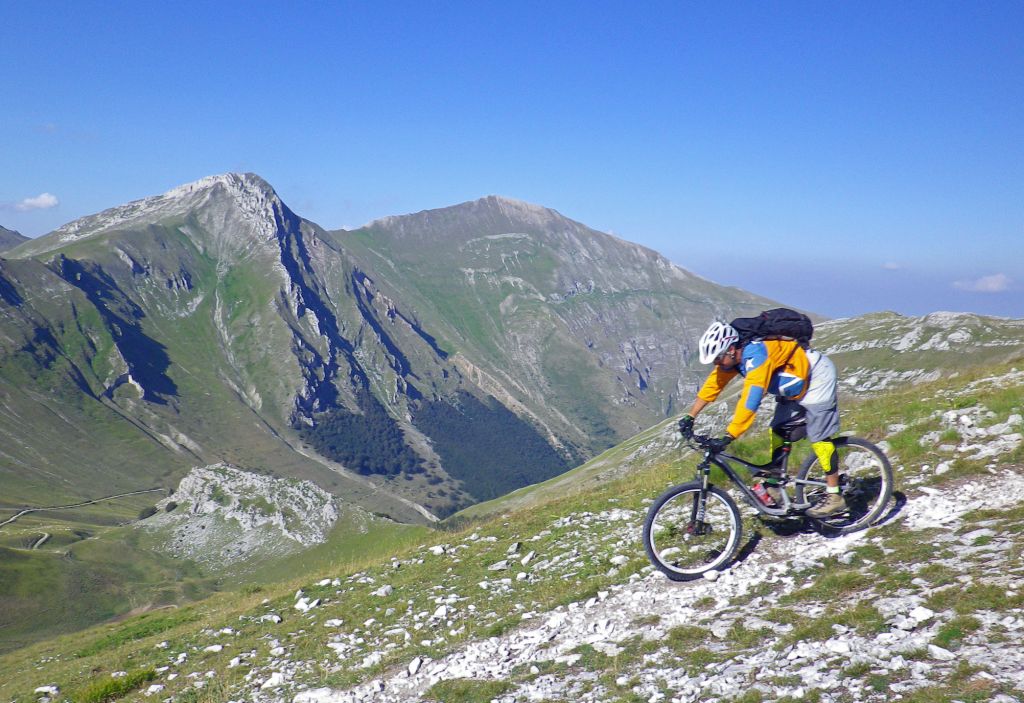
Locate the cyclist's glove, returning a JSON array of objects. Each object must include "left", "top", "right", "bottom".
[
  {"left": 677, "top": 414, "right": 695, "bottom": 438},
  {"left": 707, "top": 435, "right": 733, "bottom": 453}
]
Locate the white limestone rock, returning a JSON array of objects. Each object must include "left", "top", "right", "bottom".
[{"left": 260, "top": 672, "right": 286, "bottom": 689}]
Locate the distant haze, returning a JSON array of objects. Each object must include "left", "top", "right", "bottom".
[{"left": 675, "top": 253, "right": 1023, "bottom": 320}]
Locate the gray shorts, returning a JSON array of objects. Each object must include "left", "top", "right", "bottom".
[
  {"left": 770, "top": 349, "right": 840, "bottom": 443},
  {"left": 772, "top": 399, "right": 840, "bottom": 443}
]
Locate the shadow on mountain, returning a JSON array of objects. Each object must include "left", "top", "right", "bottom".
[
  {"left": 351, "top": 270, "right": 417, "bottom": 383},
  {"left": 299, "top": 389, "right": 423, "bottom": 477},
  {"left": 415, "top": 391, "right": 573, "bottom": 502},
  {"left": 22, "top": 325, "right": 99, "bottom": 397},
  {"left": 273, "top": 210, "right": 347, "bottom": 412},
  {"left": 0, "top": 273, "right": 23, "bottom": 307},
  {"left": 407, "top": 316, "right": 448, "bottom": 360},
  {"left": 53, "top": 256, "right": 176, "bottom": 402}
]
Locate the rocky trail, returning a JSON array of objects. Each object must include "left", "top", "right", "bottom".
[{"left": 288, "top": 466, "right": 1024, "bottom": 703}]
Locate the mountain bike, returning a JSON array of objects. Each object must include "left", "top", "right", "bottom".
[{"left": 642, "top": 430, "right": 894, "bottom": 581}]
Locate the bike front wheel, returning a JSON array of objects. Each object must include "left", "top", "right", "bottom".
[
  {"left": 643, "top": 481, "right": 742, "bottom": 581},
  {"left": 795, "top": 436, "right": 894, "bottom": 534}
]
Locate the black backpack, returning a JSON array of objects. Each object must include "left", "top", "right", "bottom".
[{"left": 730, "top": 308, "right": 814, "bottom": 348}]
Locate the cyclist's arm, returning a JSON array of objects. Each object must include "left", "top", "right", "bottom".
[
  {"left": 686, "top": 397, "right": 710, "bottom": 418},
  {"left": 724, "top": 346, "right": 772, "bottom": 438},
  {"left": 695, "top": 367, "right": 739, "bottom": 407}
]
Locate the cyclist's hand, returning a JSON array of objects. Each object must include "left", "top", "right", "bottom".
[
  {"left": 707, "top": 435, "right": 733, "bottom": 453},
  {"left": 677, "top": 414, "right": 695, "bottom": 438}
]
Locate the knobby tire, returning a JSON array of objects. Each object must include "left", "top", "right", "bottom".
[
  {"left": 795, "top": 436, "right": 894, "bottom": 534},
  {"left": 642, "top": 481, "right": 742, "bottom": 581}
]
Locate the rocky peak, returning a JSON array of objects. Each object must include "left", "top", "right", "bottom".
[
  {"left": 13, "top": 173, "right": 288, "bottom": 258},
  {"left": 162, "top": 172, "right": 276, "bottom": 201},
  {"left": 464, "top": 195, "right": 570, "bottom": 229},
  {"left": 361, "top": 195, "right": 583, "bottom": 246}
]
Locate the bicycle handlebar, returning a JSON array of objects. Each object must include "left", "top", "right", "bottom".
[{"left": 680, "top": 431, "right": 723, "bottom": 454}]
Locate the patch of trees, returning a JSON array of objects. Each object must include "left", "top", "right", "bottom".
[
  {"left": 300, "top": 389, "right": 424, "bottom": 477},
  {"left": 414, "top": 391, "right": 570, "bottom": 502}
]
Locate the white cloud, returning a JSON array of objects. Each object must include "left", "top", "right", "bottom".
[
  {"left": 881, "top": 261, "right": 902, "bottom": 271},
  {"left": 953, "top": 273, "right": 1012, "bottom": 293},
  {"left": 13, "top": 193, "right": 60, "bottom": 211}
]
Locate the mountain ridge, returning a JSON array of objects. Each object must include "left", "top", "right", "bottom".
[
  {"left": 1, "top": 172, "right": 781, "bottom": 522},
  {"left": 4, "top": 173, "right": 1023, "bottom": 523},
  {"left": 13, "top": 173, "right": 279, "bottom": 254},
  {"left": 362, "top": 194, "right": 571, "bottom": 239},
  {"left": 0, "top": 225, "right": 28, "bottom": 252}
]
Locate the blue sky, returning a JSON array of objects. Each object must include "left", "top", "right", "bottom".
[{"left": 2, "top": 2, "right": 1022, "bottom": 318}]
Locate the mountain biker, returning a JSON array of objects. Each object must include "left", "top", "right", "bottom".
[{"left": 677, "top": 321, "right": 845, "bottom": 518}]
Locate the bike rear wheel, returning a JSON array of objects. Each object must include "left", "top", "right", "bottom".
[
  {"left": 795, "top": 436, "right": 893, "bottom": 534},
  {"left": 643, "top": 481, "right": 742, "bottom": 581}
]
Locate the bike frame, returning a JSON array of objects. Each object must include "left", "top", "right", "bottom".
[
  {"left": 644, "top": 433, "right": 892, "bottom": 580},
  {"left": 694, "top": 447, "right": 826, "bottom": 517}
]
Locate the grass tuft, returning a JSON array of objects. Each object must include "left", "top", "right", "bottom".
[
  {"left": 76, "top": 610, "right": 198, "bottom": 658},
  {"left": 933, "top": 615, "right": 982, "bottom": 649},
  {"left": 424, "top": 678, "right": 513, "bottom": 702},
  {"left": 77, "top": 668, "right": 156, "bottom": 703}
]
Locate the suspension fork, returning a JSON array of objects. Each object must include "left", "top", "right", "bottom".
[{"left": 689, "top": 457, "right": 713, "bottom": 533}]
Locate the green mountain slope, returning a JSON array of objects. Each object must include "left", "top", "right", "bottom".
[
  {"left": 0, "top": 226, "right": 28, "bottom": 252},
  {"left": 3, "top": 176, "right": 429, "bottom": 523},
  {"left": 334, "top": 196, "right": 776, "bottom": 450},
  {"left": 0, "top": 174, "right": 789, "bottom": 649},
  {"left": 2, "top": 175, "right": 782, "bottom": 520}
]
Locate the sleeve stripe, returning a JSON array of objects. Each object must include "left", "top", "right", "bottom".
[{"left": 744, "top": 385, "right": 765, "bottom": 411}]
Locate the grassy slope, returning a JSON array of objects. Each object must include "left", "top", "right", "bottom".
[
  {"left": 0, "top": 224, "right": 437, "bottom": 653},
  {"left": 2, "top": 220, "right": 431, "bottom": 521},
  {"left": 0, "top": 501, "right": 431, "bottom": 656},
  {"left": 335, "top": 223, "right": 777, "bottom": 449},
  {"left": 1, "top": 361, "right": 1021, "bottom": 700},
  {"left": 0, "top": 491, "right": 213, "bottom": 655}
]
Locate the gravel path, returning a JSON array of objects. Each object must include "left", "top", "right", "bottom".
[{"left": 292, "top": 467, "right": 1024, "bottom": 703}]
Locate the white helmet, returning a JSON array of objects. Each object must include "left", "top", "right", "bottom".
[{"left": 698, "top": 321, "right": 740, "bottom": 364}]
